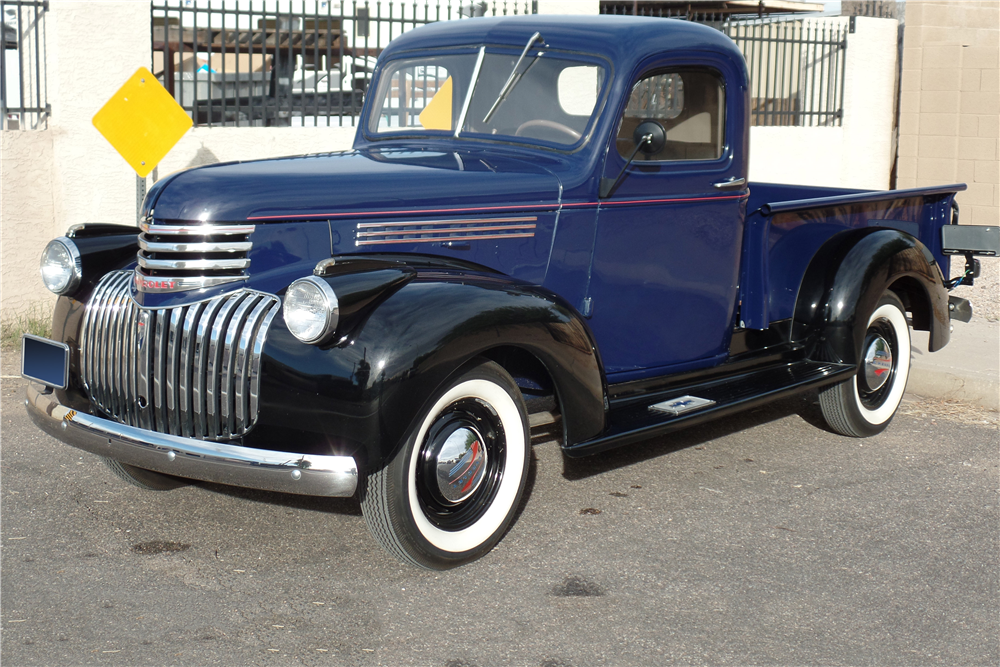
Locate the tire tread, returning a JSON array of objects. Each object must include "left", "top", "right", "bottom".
[{"left": 100, "top": 457, "right": 188, "bottom": 491}]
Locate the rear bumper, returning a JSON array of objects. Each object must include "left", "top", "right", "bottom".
[{"left": 25, "top": 384, "right": 358, "bottom": 497}]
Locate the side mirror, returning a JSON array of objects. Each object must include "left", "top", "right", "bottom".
[
  {"left": 633, "top": 120, "right": 666, "bottom": 155},
  {"left": 599, "top": 120, "right": 668, "bottom": 198}
]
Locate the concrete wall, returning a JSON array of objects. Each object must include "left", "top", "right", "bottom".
[
  {"left": 1, "top": 131, "right": 57, "bottom": 313},
  {"left": 157, "top": 126, "right": 357, "bottom": 176},
  {"left": 537, "top": 0, "right": 599, "bottom": 14},
  {"left": 749, "top": 16, "right": 898, "bottom": 189},
  {"left": 897, "top": 0, "right": 999, "bottom": 227}
]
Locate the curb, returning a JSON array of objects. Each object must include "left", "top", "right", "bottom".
[
  {"left": 906, "top": 367, "right": 999, "bottom": 411},
  {"left": 907, "top": 320, "right": 999, "bottom": 411}
]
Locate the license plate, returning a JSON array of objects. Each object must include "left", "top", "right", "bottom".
[{"left": 21, "top": 334, "right": 69, "bottom": 389}]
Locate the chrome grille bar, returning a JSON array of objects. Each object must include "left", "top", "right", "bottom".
[
  {"left": 139, "top": 239, "right": 253, "bottom": 253},
  {"left": 80, "top": 272, "right": 279, "bottom": 441},
  {"left": 135, "top": 221, "right": 256, "bottom": 294},
  {"left": 137, "top": 256, "right": 251, "bottom": 271}
]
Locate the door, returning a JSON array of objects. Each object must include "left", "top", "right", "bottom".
[{"left": 586, "top": 64, "right": 749, "bottom": 381}]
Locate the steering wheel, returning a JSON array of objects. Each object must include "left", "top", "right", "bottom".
[{"left": 514, "top": 119, "right": 582, "bottom": 142}]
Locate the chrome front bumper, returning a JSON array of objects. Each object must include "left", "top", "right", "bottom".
[{"left": 26, "top": 384, "right": 358, "bottom": 497}]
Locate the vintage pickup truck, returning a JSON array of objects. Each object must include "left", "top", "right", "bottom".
[{"left": 23, "top": 15, "right": 998, "bottom": 569}]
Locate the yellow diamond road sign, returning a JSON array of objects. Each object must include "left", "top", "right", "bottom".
[{"left": 92, "top": 67, "right": 192, "bottom": 178}]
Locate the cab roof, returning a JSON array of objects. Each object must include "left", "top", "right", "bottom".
[{"left": 380, "top": 14, "right": 746, "bottom": 74}]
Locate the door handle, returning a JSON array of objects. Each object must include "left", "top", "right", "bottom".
[{"left": 713, "top": 177, "right": 746, "bottom": 190}]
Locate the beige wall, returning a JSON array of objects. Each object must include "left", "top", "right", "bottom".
[
  {"left": 749, "top": 16, "right": 899, "bottom": 189},
  {"left": 1, "top": 131, "right": 57, "bottom": 313},
  {"left": 536, "top": 0, "right": 600, "bottom": 14},
  {"left": 897, "top": 0, "right": 1000, "bottom": 226},
  {"left": 157, "top": 126, "right": 357, "bottom": 176}
]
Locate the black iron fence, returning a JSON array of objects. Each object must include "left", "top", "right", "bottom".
[
  {"left": 728, "top": 19, "right": 848, "bottom": 127},
  {"left": 1, "top": 0, "right": 48, "bottom": 130},
  {"left": 601, "top": 5, "right": 848, "bottom": 127},
  {"left": 151, "top": 1, "right": 536, "bottom": 128}
]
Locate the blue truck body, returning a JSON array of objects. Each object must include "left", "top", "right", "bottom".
[{"left": 26, "top": 15, "right": 981, "bottom": 568}]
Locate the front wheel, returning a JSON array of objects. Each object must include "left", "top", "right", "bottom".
[
  {"left": 361, "top": 360, "right": 530, "bottom": 569},
  {"left": 819, "top": 291, "right": 911, "bottom": 437}
]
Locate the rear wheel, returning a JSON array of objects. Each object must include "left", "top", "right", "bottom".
[
  {"left": 819, "top": 291, "right": 911, "bottom": 437},
  {"left": 361, "top": 360, "right": 530, "bottom": 569},
  {"left": 100, "top": 457, "right": 189, "bottom": 491}
]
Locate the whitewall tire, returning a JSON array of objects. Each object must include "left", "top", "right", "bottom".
[
  {"left": 361, "top": 359, "right": 529, "bottom": 569},
  {"left": 819, "top": 291, "right": 911, "bottom": 437}
]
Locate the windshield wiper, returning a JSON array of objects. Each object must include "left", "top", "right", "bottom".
[{"left": 481, "top": 32, "right": 544, "bottom": 124}]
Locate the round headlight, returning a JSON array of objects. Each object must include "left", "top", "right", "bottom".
[
  {"left": 39, "top": 237, "right": 82, "bottom": 295},
  {"left": 283, "top": 276, "right": 339, "bottom": 344}
]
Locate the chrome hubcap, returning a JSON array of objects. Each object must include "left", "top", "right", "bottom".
[
  {"left": 433, "top": 426, "right": 488, "bottom": 504},
  {"left": 863, "top": 335, "right": 893, "bottom": 391}
]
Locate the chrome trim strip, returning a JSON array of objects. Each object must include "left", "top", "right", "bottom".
[
  {"left": 109, "top": 283, "right": 128, "bottom": 419},
  {"left": 220, "top": 294, "right": 259, "bottom": 436},
  {"left": 357, "top": 232, "right": 536, "bottom": 246},
  {"left": 137, "top": 256, "right": 251, "bottom": 271},
  {"left": 455, "top": 46, "right": 486, "bottom": 138},
  {"left": 133, "top": 271, "right": 249, "bottom": 293},
  {"left": 26, "top": 385, "right": 358, "bottom": 498},
  {"left": 126, "top": 303, "right": 139, "bottom": 426},
  {"left": 356, "top": 216, "right": 537, "bottom": 229},
  {"left": 140, "top": 222, "right": 256, "bottom": 236},
  {"left": 166, "top": 309, "right": 183, "bottom": 435},
  {"left": 357, "top": 224, "right": 537, "bottom": 238},
  {"left": 193, "top": 296, "right": 226, "bottom": 438},
  {"left": 153, "top": 308, "right": 168, "bottom": 432},
  {"left": 136, "top": 308, "right": 153, "bottom": 430},
  {"left": 178, "top": 302, "right": 204, "bottom": 437},
  {"left": 249, "top": 305, "right": 280, "bottom": 421},
  {"left": 234, "top": 298, "right": 271, "bottom": 433},
  {"left": 206, "top": 294, "right": 241, "bottom": 438},
  {"left": 139, "top": 239, "right": 253, "bottom": 253}
]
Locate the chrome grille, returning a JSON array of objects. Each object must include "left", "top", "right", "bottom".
[
  {"left": 81, "top": 271, "right": 280, "bottom": 440},
  {"left": 135, "top": 221, "right": 255, "bottom": 293}
]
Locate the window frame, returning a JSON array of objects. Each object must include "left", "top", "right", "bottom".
[
  {"left": 362, "top": 46, "right": 613, "bottom": 154},
  {"left": 612, "top": 65, "right": 729, "bottom": 165}
]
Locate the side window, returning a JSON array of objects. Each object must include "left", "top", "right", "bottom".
[{"left": 616, "top": 69, "right": 725, "bottom": 161}]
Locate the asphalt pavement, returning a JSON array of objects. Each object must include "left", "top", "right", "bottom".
[{"left": 1, "top": 354, "right": 997, "bottom": 666}]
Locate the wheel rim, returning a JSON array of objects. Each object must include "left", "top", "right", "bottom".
[
  {"left": 857, "top": 318, "right": 898, "bottom": 410},
  {"left": 406, "top": 377, "right": 527, "bottom": 553},
  {"left": 415, "top": 397, "right": 506, "bottom": 532}
]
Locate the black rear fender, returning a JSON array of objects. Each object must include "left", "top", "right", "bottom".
[{"left": 793, "top": 228, "right": 949, "bottom": 365}]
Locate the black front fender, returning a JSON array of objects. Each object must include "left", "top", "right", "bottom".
[
  {"left": 251, "top": 269, "right": 606, "bottom": 473},
  {"left": 793, "top": 228, "right": 950, "bottom": 366},
  {"left": 370, "top": 273, "right": 606, "bottom": 470}
]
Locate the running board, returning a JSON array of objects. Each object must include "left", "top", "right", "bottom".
[{"left": 563, "top": 360, "right": 855, "bottom": 458}]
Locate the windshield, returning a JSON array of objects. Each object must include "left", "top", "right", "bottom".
[{"left": 368, "top": 49, "right": 606, "bottom": 147}]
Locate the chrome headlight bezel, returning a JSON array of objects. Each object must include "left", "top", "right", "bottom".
[
  {"left": 39, "top": 237, "right": 82, "bottom": 296},
  {"left": 283, "top": 276, "right": 340, "bottom": 345}
]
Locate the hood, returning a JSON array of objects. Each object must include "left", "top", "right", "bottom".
[{"left": 147, "top": 148, "right": 563, "bottom": 223}]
